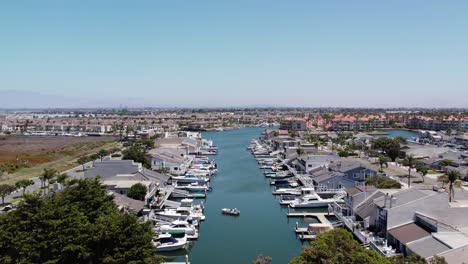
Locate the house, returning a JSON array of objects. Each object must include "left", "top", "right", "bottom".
[
  {"left": 310, "top": 160, "right": 378, "bottom": 190},
  {"left": 295, "top": 154, "right": 340, "bottom": 173},
  {"left": 147, "top": 148, "right": 193, "bottom": 176},
  {"left": 331, "top": 186, "right": 468, "bottom": 262},
  {"left": 84, "top": 160, "right": 171, "bottom": 205},
  {"left": 154, "top": 137, "right": 200, "bottom": 154}
]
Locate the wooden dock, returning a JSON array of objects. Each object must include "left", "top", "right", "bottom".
[{"left": 287, "top": 212, "right": 334, "bottom": 223}]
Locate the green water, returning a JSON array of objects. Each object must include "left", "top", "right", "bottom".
[{"left": 164, "top": 127, "right": 314, "bottom": 264}]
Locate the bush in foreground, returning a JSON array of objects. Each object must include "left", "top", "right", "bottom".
[{"left": 0, "top": 178, "right": 162, "bottom": 264}]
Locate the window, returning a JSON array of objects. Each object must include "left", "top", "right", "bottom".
[{"left": 174, "top": 167, "right": 178, "bottom": 170}]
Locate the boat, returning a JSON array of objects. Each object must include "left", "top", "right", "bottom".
[
  {"left": 172, "top": 174, "right": 209, "bottom": 183},
  {"left": 221, "top": 208, "right": 240, "bottom": 216},
  {"left": 159, "top": 220, "right": 199, "bottom": 239},
  {"left": 155, "top": 207, "right": 206, "bottom": 221},
  {"left": 174, "top": 182, "right": 212, "bottom": 192},
  {"left": 289, "top": 192, "right": 345, "bottom": 208},
  {"left": 270, "top": 179, "right": 290, "bottom": 185},
  {"left": 153, "top": 233, "right": 187, "bottom": 252}
]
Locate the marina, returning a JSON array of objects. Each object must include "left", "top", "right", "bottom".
[{"left": 166, "top": 127, "right": 304, "bottom": 264}]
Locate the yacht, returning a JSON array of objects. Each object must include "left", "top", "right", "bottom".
[
  {"left": 289, "top": 192, "right": 345, "bottom": 208},
  {"left": 159, "top": 220, "right": 199, "bottom": 239},
  {"left": 174, "top": 182, "right": 211, "bottom": 192},
  {"left": 153, "top": 233, "right": 187, "bottom": 252},
  {"left": 172, "top": 174, "right": 209, "bottom": 184},
  {"left": 155, "top": 207, "right": 205, "bottom": 221}
]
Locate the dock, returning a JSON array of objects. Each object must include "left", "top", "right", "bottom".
[{"left": 287, "top": 212, "right": 334, "bottom": 222}]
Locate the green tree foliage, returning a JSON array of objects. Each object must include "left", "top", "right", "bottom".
[
  {"left": 296, "top": 147, "right": 305, "bottom": 155},
  {"left": 15, "top": 179, "right": 34, "bottom": 195},
  {"left": 122, "top": 144, "right": 151, "bottom": 169},
  {"left": 416, "top": 164, "right": 430, "bottom": 183},
  {"left": 402, "top": 155, "right": 417, "bottom": 188},
  {"left": 0, "top": 184, "right": 16, "bottom": 205},
  {"left": 438, "top": 170, "right": 462, "bottom": 202},
  {"left": 338, "top": 150, "right": 349, "bottom": 157},
  {"left": 394, "top": 136, "right": 407, "bottom": 145},
  {"left": 77, "top": 156, "right": 91, "bottom": 171},
  {"left": 39, "top": 168, "right": 57, "bottom": 195},
  {"left": 0, "top": 178, "right": 163, "bottom": 264},
  {"left": 366, "top": 176, "right": 402, "bottom": 189},
  {"left": 289, "top": 228, "right": 393, "bottom": 264},
  {"left": 289, "top": 228, "right": 441, "bottom": 264},
  {"left": 378, "top": 154, "right": 390, "bottom": 172},
  {"left": 98, "top": 149, "right": 110, "bottom": 161},
  {"left": 372, "top": 137, "right": 401, "bottom": 161},
  {"left": 127, "top": 183, "right": 147, "bottom": 201}
]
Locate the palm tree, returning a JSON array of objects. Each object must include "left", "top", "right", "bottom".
[
  {"left": 0, "top": 184, "right": 16, "bottom": 205},
  {"left": 40, "top": 168, "right": 57, "bottom": 195},
  {"left": 402, "top": 155, "right": 417, "bottom": 187},
  {"left": 77, "top": 156, "right": 90, "bottom": 171},
  {"left": 438, "top": 170, "right": 462, "bottom": 202},
  {"left": 378, "top": 155, "right": 389, "bottom": 172},
  {"left": 15, "top": 179, "right": 34, "bottom": 195},
  {"left": 416, "top": 164, "right": 429, "bottom": 183}
]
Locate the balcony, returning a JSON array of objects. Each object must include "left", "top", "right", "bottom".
[{"left": 329, "top": 202, "right": 397, "bottom": 258}]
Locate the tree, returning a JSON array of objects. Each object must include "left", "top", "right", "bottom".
[
  {"left": 0, "top": 178, "right": 163, "bottom": 263},
  {"left": 77, "top": 156, "right": 90, "bottom": 171},
  {"left": 372, "top": 137, "right": 401, "bottom": 161},
  {"left": 402, "top": 155, "right": 417, "bottom": 187},
  {"left": 97, "top": 149, "right": 110, "bottom": 161},
  {"left": 296, "top": 147, "right": 304, "bottom": 155},
  {"left": 40, "top": 168, "right": 57, "bottom": 195},
  {"left": 289, "top": 228, "right": 392, "bottom": 264},
  {"left": 416, "top": 164, "right": 429, "bottom": 183},
  {"left": 378, "top": 155, "right": 390, "bottom": 172},
  {"left": 127, "top": 183, "right": 147, "bottom": 201},
  {"left": 438, "top": 170, "right": 462, "bottom": 202},
  {"left": 338, "top": 150, "right": 349, "bottom": 157},
  {"left": 428, "top": 256, "right": 448, "bottom": 264},
  {"left": 0, "top": 184, "right": 16, "bottom": 205},
  {"left": 15, "top": 179, "right": 34, "bottom": 195},
  {"left": 122, "top": 144, "right": 151, "bottom": 169},
  {"left": 438, "top": 159, "right": 453, "bottom": 169},
  {"left": 394, "top": 136, "right": 407, "bottom": 145},
  {"left": 366, "top": 176, "right": 401, "bottom": 189}
]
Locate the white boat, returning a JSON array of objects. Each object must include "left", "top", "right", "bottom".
[
  {"left": 172, "top": 174, "right": 209, "bottom": 183},
  {"left": 153, "top": 233, "right": 187, "bottom": 252},
  {"left": 159, "top": 220, "right": 199, "bottom": 239},
  {"left": 155, "top": 207, "right": 206, "bottom": 221},
  {"left": 174, "top": 182, "right": 211, "bottom": 192},
  {"left": 289, "top": 192, "right": 344, "bottom": 208},
  {"left": 221, "top": 208, "right": 240, "bottom": 216}
]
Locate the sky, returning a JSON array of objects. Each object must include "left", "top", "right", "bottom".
[{"left": 1, "top": 0, "right": 467, "bottom": 108}]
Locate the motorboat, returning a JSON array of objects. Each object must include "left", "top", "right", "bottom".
[
  {"left": 222, "top": 208, "right": 240, "bottom": 216},
  {"left": 159, "top": 220, "right": 199, "bottom": 239},
  {"left": 153, "top": 233, "right": 187, "bottom": 252},
  {"left": 289, "top": 192, "right": 345, "bottom": 208},
  {"left": 174, "top": 182, "right": 212, "bottom": 192},
  {"left": 172, "top": 174, "right": 209, "bottom": 184},
  {"left": 155, "top": 207, "right": 206, "bottom": 221}
]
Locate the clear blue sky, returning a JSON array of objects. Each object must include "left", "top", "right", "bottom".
[{"left": 1, "top": 0, "right": 467, "bottom": 108}]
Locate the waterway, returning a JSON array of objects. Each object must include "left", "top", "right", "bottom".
[
  {"left": 385, "top": 129, "right": 419, "bottom": 139},
  {"left": 165, "top": 127, "right": 313, "bottom": 264}
]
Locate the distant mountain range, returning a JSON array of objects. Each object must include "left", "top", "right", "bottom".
[{"left": 0, "top": 90, "right": 160, "bottom": 109}]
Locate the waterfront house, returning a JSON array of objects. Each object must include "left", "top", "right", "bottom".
[
  {"left": 148, "top": 148, "right": 193, "bottom": 176},
  {"left": 84, "top": 160, "right": 171, "bottom": 205},
  {"left": 295, "top": 154, "right": 340, "bottom": 173},
  {"left": 310, "top": 160, "right": 378, "bottom": 190}
]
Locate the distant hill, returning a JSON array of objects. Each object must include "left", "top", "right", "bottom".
[
  {"left": 0, "top": 90, "right": 160, "bottom": 109},
  {"left": 0, "top": 90, "right": 85, "bottom": 109}
]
